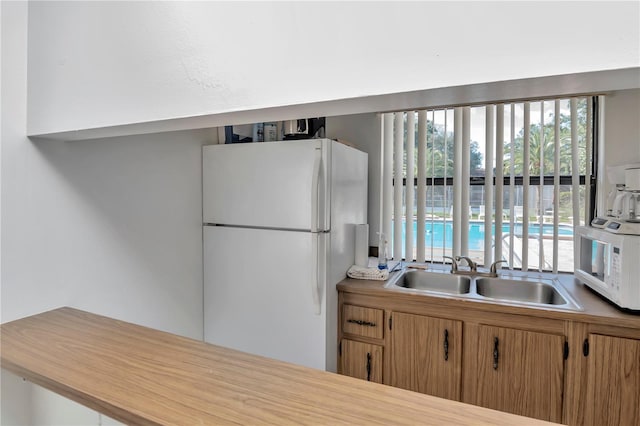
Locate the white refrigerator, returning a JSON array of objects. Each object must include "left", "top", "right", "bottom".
[{"left": 202, "top": 138, "right": 367, "bottom": 372}]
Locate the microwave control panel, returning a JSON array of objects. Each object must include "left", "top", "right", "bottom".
[{"left": 609, "top": 246, "right": 621, "bottom": 293}]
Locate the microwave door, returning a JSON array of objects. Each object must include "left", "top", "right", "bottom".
[
  {"left": 594, "top": 240, "right": 607, "bottom": 281},
  {"left": 579, "top": 235, "right": 604, "bottom": 281},
  {"left": 578, "top": 232, "right": 615, "bottom": 299},
  {"left": 578, "top": 234, "right": 609, "bottom": 292}
]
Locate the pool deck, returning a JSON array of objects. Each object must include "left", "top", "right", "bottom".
[{"left": 400, "top": 218, "right": 576, "bottom": 272}]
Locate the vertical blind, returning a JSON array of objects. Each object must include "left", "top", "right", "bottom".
[{"left": 382, "top": 97, "right": 596, "bottom": 273}]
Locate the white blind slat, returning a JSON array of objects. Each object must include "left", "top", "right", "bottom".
[
  {"left": 461, "top": 107, "right": 471, "bottom": 257},
  {"left": 553, "top": 100, "right": 560, "bottom": 273},
  {"left": 453, "top": 108, "right": 463, "bottom": 257},
  {"left": 405, "top": 112, "right": 415, "bottom": 261},
  {"left": 495, "top": 104, "right": 505, "bottom": 265},
  {"left": 484, "top": 105, "right": 495, "bottom": 266},
  {"left": 538, "top": 102, "right": 545, "bottom": 271},
  {"left": 393, "top": 113, "right": 404, "bottom": 260},
  {"left": 571, "top": 99, "right": 581, "bottom": 228},
  {"left": 430, "top": 110, "right": 437, "bottom": 262},
  {"left": 585, "top": 98, "right": 593, "bottom": 224},
  {"left": 596, "top": 96, "right": 607, "bottom": 217},
  {"left": 509, "top": 104, "right": 516, "bottom": 269},
  {"left": 382, "top": 113, "right": 394, "bottom": 259},
  {"left": 522, "top": 102, "right": 530, "bottom": 272},
  {"left": 416, "top": 111, "right": 427, "bottom": 263},
  {"left": 443, "top": 110, "right": 450, "bottom": 262}
]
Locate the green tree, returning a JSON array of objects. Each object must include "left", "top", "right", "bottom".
[
  {"left": 502, "top": 100, "right": 589, "bottom": 216},
  {"left": 402, "top": 115, "right": 483, "bottom": 178},
  {"left": 503, "top": 100, "right": 588, "bottom": 176}
]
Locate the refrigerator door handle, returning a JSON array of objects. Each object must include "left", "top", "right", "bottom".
[
  {"left": 311, "top": 147, "right": 322, "bottom": 233},
  {"left": 311, "top": 232, "right": 321, "bottom": 315}
]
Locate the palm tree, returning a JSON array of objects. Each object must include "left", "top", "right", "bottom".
[
  {"left": 502, "top": 100, "right": 588, "bottom": 216},
  {"left": 402, "top": 113, "right": 483, "bottom": 178}
]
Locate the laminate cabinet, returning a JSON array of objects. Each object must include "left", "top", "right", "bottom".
[
  {"left": 584, "top": 334, "right": 640, "bottom": 426},
  {"left": 390, "top": 312, "right": 462, "bottom": 400},
  {"left": 337, "top": 283, "right": 640, "bottom": 426},
  {"left": 342, "top": 304, "right": 384, "bottom": 339},
  {"left": 472, "top": 325, "right": 565, "bottom": 423},
  {"left": 339, "top": 304, "right": 385, "bottom": 383},
  {"left": 340, "top": 339, "right": 383, "bottom": 383}
]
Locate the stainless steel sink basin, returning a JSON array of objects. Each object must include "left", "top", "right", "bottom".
[
  {"left": 391, "top": 270, "right": 471, "bottom": 295},
  {"left": 386, "top": 267, "right": 582, "bottom": 311},
  {"left": 475, "top": 277, "right": 568, "bottom": 305}
]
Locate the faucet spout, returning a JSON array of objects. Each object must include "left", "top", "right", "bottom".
[
  {"left": 442, "top": 256, "right": 458, "bottom": 274},
  {"left": 455, "top": 256, "right": 477, "bottom": 272},
  {"left": 489, "top": 260, "right": 508, "bottom": 277}
]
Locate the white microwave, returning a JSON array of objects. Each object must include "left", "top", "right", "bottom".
[{"left": 574, "top": 226, "right": 640, "bottom": 311}]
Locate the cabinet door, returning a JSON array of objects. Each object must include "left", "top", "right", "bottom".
[
  {"left": 340, "top": 339, "right": 383, "bottom": 384},
  {"left": 475, "top": 325, "right": 564, "bottom": 423},
  {"left": 390, "top": 312, "right": 462, "bottom": 400},
  {"left": 585, "top": 334, "right": 640, "bottom": 426}
]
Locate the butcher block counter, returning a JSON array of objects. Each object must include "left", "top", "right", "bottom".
[{"left": 0, "top": 307, "right": 556, "bottom": 425}]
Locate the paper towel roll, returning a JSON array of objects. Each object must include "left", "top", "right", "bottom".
[
  {"left": 355, "top": 224, "right": 369, "bottom": 267},
  {"left": 625, "top": 168, "right": 640, "bottom": 191}
]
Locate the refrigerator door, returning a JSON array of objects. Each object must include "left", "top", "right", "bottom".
[
  {"left": 203, "top": 226, "right": 328, "bottom": 370},
  {"left": 203, "top": 139, "right": 329, "bottom": 231}
]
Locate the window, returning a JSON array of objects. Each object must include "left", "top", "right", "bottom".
[{"left": 383, "top": 97, "right": 597, "bottom": 273}]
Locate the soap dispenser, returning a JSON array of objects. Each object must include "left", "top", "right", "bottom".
[{"left": 377, "top": 232, "right": 388, "bottom": 270}]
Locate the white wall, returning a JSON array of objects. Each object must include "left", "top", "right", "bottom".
[
  {"left": 1, "top": 2, "right": 214, "bottom": 424},
  {"left": 27, "top": 1, "right": 639, "bottom": 136},
  {"left": 597, "top": 89, "right": 640, "bottom": 214},
  {"left": 1, "top": 2, "right": 34, "bottom": 419},
  {"left": 604, "top": 89, "right": 640, "bottom": 167},
  {"left": 2, "top": 129, "right": 213, "bottom": 328}
]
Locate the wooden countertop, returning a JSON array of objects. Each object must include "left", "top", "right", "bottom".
[
  {"left": 338, "top": 268, "right": 640, "bottom": 330},
  {"left": 0, "top": 307, "right": 557, "bottom": 426}
]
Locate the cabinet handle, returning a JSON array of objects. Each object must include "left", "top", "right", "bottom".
[
  {"left": 347, "top": 319, "right": 376, "bottom": 327},
  {"left": 493, "top": 337, "right": 499, "bottom": 370},
  {"left": 443, "top": 329, "right": 449, "bottom": 361},
  {"left": 366, "top": 352, "right": 372, "bottom": 381}
]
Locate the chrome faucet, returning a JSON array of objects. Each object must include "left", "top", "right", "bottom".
[
  {"left": 443, "top": 256, "right": 508, "bottom": 278},
  {"left": 455, "top": 256, "right": 477, "bottom": 273},
  {"left": 442, "top": 256, "right": 458, "bottom": 274},
  {"left": 489, "top": 260, "right": 508, "bottom": 277}
]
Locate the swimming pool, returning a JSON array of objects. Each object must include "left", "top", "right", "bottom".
[{"left": 395, "top": 220, "right": 573, "bottom": 251}]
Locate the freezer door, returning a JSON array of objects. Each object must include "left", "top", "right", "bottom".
[
  {"left": 203, "top": 139, "right": 329, "bottom": 231},
  {"left": 203, "top": 226, "right": 328, "bottom": 370}
]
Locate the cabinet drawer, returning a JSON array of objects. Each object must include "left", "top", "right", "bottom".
[{"left": 342, "top": 305, "right": 384, "bottom": 339}]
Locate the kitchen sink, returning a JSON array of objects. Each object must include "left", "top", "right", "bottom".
[
  {"left": 386, "top": 268, "right": 582, "bottom": 311},
  {"left": 475, "top": 278, "right": 568, "bottom": 305},
  {"left": 393, "top": 270, "right": 471, "bottom": 294}
]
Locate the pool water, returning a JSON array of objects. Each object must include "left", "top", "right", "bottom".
[{"left": 396, "top": 220, "right": 573, "bottom": 251}]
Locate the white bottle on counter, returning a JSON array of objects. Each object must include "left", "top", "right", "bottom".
[{"left": 377, "top": 232, "right": 388, "bottom": 270}]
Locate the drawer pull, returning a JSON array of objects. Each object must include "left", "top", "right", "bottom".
[{"left": 347, "top": 319, "right": 376, "bottom": 327}]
